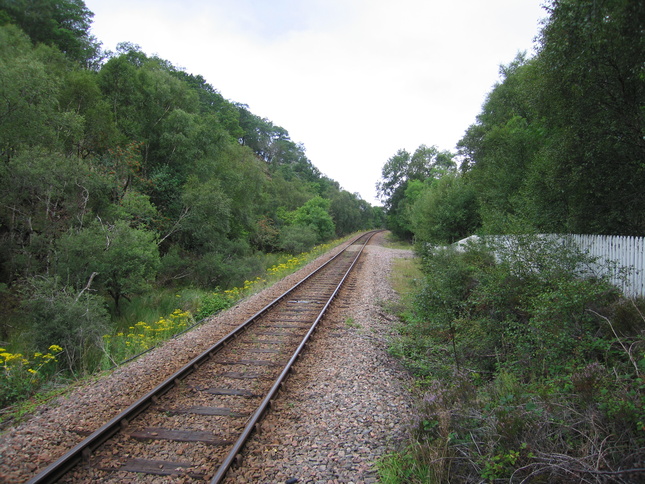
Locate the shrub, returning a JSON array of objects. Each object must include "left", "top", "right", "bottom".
[
  {"left": 21, "top": 276, "right": 110, "bottom": 374},
  {"left": 386, "top": 236, "right": 645, "bottom": 482},
  {"left": 195, "top": 292, "right": 233, "bottom": 321},
  {"left": 278, "top": 224, "right": 318, "bottom": 254}
]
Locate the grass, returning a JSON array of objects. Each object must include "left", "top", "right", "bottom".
[
  {"left": 345, "top": 317, "right": 362, "bottom": 329},
  {"left": 386, "top": 255, "right": 423, "bottom": 318},
  {"left": 389, "top": 256, "right": 422, "bottom": 296},
  {"left": 377, "top": 447, "right": 434, "bottom": 484},
  {"left": 110, "top": 287, "right": 204, "bottom": 333},
  {"left": 0, "top": 372, "right": 96, "bottom": 428},
  {"left": 383, "top": 232, "right": 415, "bottom": 250}
]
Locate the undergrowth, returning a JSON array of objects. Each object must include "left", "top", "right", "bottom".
[
  {"left": 0, "top": 236, "right": 347, "bottom": 422},
  {"left": 380, "top": 236, "right": 645, "bottom": 483}
]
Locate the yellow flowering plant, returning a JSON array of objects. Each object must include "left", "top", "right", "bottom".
[
  {"left": 197, "top": 242, "right": 334, "bottom": 321},
  {"left": 0, "top": 345, "right": 62, "bottom": 407},
  {"left": 102, "top": 310, "right": 193, "bottom": 364}
]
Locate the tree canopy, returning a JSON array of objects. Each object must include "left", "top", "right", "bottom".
[
  {"left": 379, "top": 0, "right": 645, "bottom": 243},
  {"left": 0, "top": 1, "right": 379, "bottom": 359}
]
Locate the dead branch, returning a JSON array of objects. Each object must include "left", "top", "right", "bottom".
[
  {"left": 588, "top": 308, "right": 640, "bottom": 377},
  {"left": 75, "top": 272, "right": 98, "bottom": 302}
]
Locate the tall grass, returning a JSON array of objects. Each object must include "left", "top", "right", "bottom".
[{"left": 110, "top": 288, "right": 204, "bottom": 333}]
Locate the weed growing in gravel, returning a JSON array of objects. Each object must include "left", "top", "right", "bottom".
[{"left": 345, "top": 317, "right": 362, "bottom": 329}]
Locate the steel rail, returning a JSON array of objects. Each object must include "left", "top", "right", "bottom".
[
  {"left": 25, "top": 231, "right": 376, "bottom": 484},
  {"left": 209, "top": 230, "right": 375, "bottom": 483}
]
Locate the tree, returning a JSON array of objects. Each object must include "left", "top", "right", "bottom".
[
  {"left": 171, "top": 71, "right": 243, "bottom": 140},
  {"left": 179, "top": 176, "right": 231, "bottom": 253},
  {"left": 377, "top": 145, "right": 456, "bottom": 239},
  {"left": 292, "top": 196, "right": 336, "bottom": 243},
  {"left": 0, "top": 25, "right": 69, "bottom": 159},
  {"left": 330, "top": 190, "right": 363, "bottom": 236},
  {"left": 56, "top": 220, "right": 160, "bottom": 311},
  {"left": 0, "top": 0, "right": 101, "bottom": 65},
  {"left": 376, "top": 149, "right": 410, "bottom": 207},
  {"left": 536, "top": 0, "right": 645, "bottom": 234},
  {"left": 457, "top": 54, "right": 546, "bottom": 234},
  {"left": 410, "top": 174, "right": 481, "bottom": 244},
  {"left": 0, "top": 150, "right": 100, "bottom": 282},
  {"left": 409, "top": 145, "right": 456, "bottom": 181},
  {"left": 21, "top": 275, "right": 110, "bottom": 373},
  {"left": 58, "top": 68, "right": 118, "bottom": 156},
  {"left": 278, "top": 225, "right": 318, "bottom": 254}
]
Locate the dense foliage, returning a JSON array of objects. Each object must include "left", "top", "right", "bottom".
[
  {"left": 0, "top": 1, "right": 380, "bottom": 386},
  {"left": 376, "top": 0, "right": 645, "bottom": 481},
  {"left": 381, "top": 239, "right": 645, "bottom": 482},
  {"left": 378, "top": 0, "right": 645, "bottom": 242}
]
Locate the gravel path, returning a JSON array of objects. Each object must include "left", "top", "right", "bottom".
[{"left": 0, "top": 232, "right": 415, "bottom": 483}]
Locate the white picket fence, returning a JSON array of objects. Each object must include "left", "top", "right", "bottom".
[
  {"left": 569, "top": 234, "right": 645, "bottom": 298},
  {"left": 454, "top": 234, "right": 645, "bottom": 298}
]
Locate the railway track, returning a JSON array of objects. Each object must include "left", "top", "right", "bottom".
[{"left": 27, "top": 231, "right": 378, "bottom": 483}]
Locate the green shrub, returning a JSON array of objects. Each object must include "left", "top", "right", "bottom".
[
  {"left": 21, "top": 276, "right": 110, "bottom": 374},
  {"left": 387, "top": 236, "right": 645, "bottom": 482},
  {"left": 195, "top": 292, "right": 233, "bottom": 320},
  {"left": 278, "top": 224, "right": 318, "bottom": 254}
]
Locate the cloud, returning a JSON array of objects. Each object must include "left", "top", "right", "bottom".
[{"left": 86, "top": 0, "right": 545, "bottom": 204}]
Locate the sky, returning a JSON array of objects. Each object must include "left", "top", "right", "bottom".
[{"left": 85, "top": 0, "right": 547, "bottom": 205}]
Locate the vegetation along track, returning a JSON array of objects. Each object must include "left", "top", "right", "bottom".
[{"left": 26, "top": 231, "right": 379, "bottom": 484}]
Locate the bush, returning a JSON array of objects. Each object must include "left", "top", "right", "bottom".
[
  {"left": 384, "top": 236, "right": 645, "bottom": 482},
  {"left": 279, "top": 224, "right": 318, "bottom": 254},
  {"left": 21, "top": 276, "right": 110, "bottom": 374},
  {"left": 195, "top": 292, "right": 233, "bottom": 321}
]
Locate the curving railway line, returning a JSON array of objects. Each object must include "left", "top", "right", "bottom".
[{"left": 26, "top": 231, "right": 379, "bottom": 483}]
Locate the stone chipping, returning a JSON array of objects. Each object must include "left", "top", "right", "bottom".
[{"left": 0, "top": 232, "right": 416, "bottom": 483}]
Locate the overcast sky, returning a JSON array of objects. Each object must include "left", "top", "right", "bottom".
[{"left": 85, "top": 0, "right": 546, "bottom": 205}]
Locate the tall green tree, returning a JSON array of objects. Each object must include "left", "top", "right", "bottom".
[
  {"left": 377, "top": 145, "right": 456, "bottom": 238},
  {"left": 458, "top": 55, "right": 546, "bottom": 233},
  {"left": 0, "top": 150, "right": 102, "bottom": 282},
  {"left": 329, "top": 191, "right": 363, "bottom": 236},
  {"left": 292, "top": 196, "right": 335, "bottom": 243},
  {"left": 536, "top": 0, "right": 645, "bottom": 234},
  {"left": 409, "top": 174, "right": 481, "bottom": 244},
  {"left": 376, "top": 149, "right": 410, "bottom": 209},
  {"left": 0, "top": 0, "right": 101, "bottom": 65},
  {"left": 0, "top": 25, "right": 77, "bottom": 159}
]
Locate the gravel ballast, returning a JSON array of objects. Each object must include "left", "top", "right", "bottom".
[{"left": 0, "top": 232, "right": 416, "bottom": 483}]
